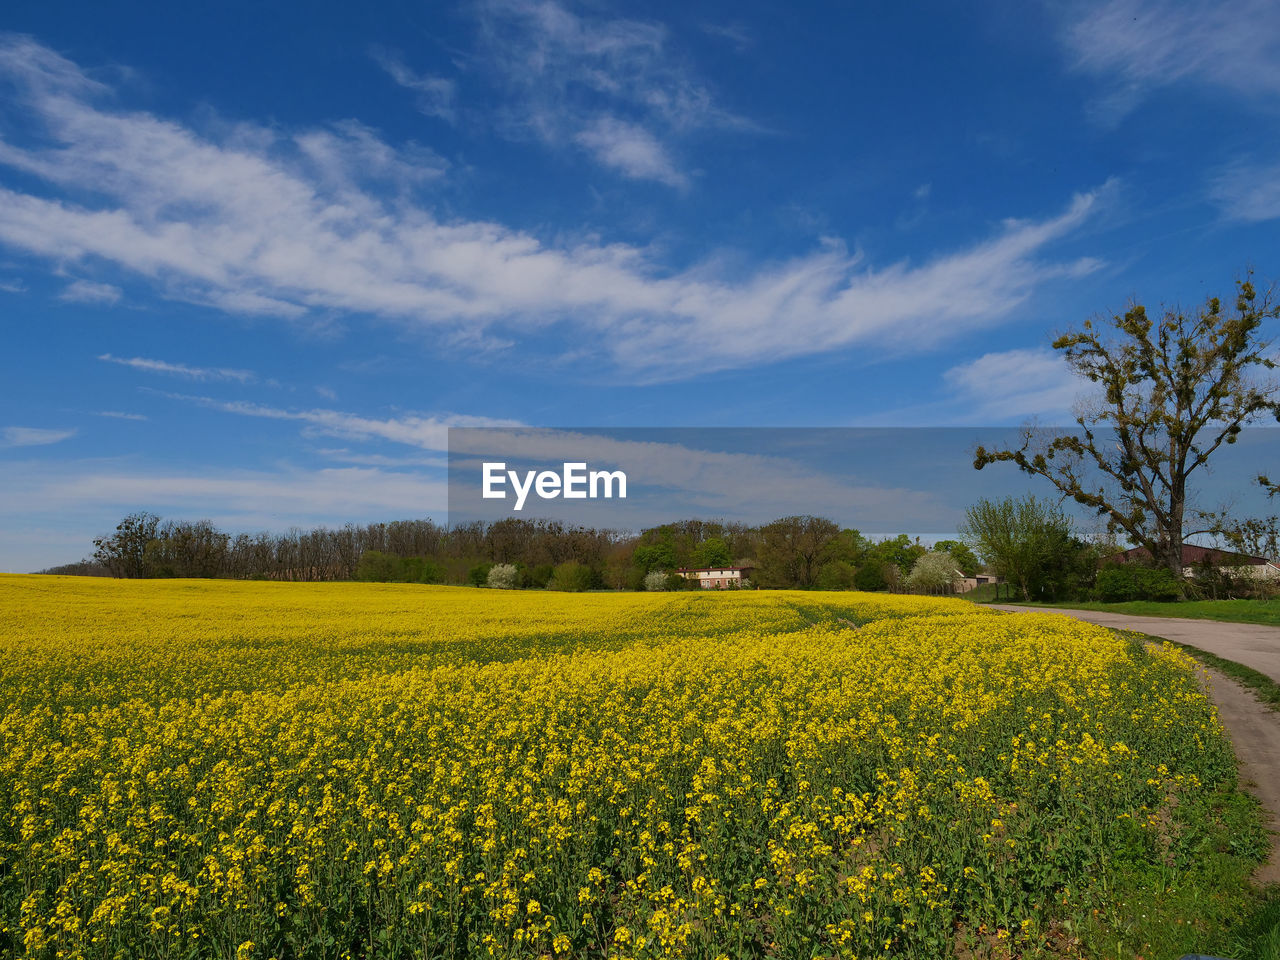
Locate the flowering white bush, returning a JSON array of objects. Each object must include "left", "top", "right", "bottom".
[
  {"left": 487, "top": 563, "right": 521, "bottom": 589},
  {"left": 644, "top": 570, "right": 670, "bottom": 591},
  {"left": 907, "top": 551, "right": 961, "bottom": 592}
]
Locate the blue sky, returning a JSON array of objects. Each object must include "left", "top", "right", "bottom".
[{"left": 2, "top": 0, "right": 1279, "bottom": 569}]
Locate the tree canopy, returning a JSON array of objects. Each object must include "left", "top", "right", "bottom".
[
  {"left": 960, "top": 495, "right": 1075, "bottom": 601},
  {"left": 974, "top": 276, "right": 1279, "bottom": 579}
]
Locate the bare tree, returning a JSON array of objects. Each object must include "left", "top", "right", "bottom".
[{"left": 92, "top": 512, "right": 161, "bottom": 578}]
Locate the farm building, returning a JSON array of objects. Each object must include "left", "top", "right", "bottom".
[
  {"left": 676, "top": 566, "right": 755, "bottom": 589},
  {"left": 1106, "top": 544, "right": 1280, "bottom": 579},
  {"left": 956, "top": 573, "right": 1003, "bottom": 593}
]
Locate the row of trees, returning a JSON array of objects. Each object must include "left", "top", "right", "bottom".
[
  {"left": 70, "top": 511, "right": 988, "bottom": 592},
  {"left": 627, "top": 516, "right": 940, "bottom": 591},
  {"left": 81, "top": 515, "right": 624, "bottom": 583},
  {"left": 60, "top": 496, "right": 1274, "bottom": 601}
]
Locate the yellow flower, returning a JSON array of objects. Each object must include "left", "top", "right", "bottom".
[{"left": 0, "top": 576, "right": 1228, "bottom": 960}]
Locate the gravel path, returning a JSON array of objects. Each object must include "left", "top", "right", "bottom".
[{"left": 1201, "top": 668, "right": 1280, "bottom": 884}]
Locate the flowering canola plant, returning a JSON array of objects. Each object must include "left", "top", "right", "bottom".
[{"left": 0, "top": 575, "right": 1230, "bottom": 958}]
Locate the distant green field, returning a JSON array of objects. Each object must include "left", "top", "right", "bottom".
[{"left": 988, "top": 597, "right": 1280, "bottom": 627}]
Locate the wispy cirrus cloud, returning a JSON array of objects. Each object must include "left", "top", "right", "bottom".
[
  {"left": 170, "top": 398, "right": 945, "bottom": 528},
  {"left": 169, "top": 393, "right": 521, "bottom": 451},
  {"left": 59, "top": 278, "right": 121, "bottom": 303},
  {"left": 573, "top": 115, "right": 686, "bottom": 188},
  {"left": 315, "top": 448, "right": 449, "bottom": 468},
  {"left": 99, "top": 353, "right": 256, "bottom": 383},
  {"left": 295, "top": 118, "right": 449, "bottom": 189},
  {"left": 943, "top": 348, "right": 1089, "bottom": 421},
  {"left": 0, "top": 35, "right": 1107, "bottom": 381},
  {"left": 371, "top": 48, "right": 458, "bottom": 124},
  {"left": 0, "top": 460, "right": 449, "bottom": 526},
  {"left": 700, "top": 21, "right": 753, "bottom": 53},
  {"left": 471, "top": 0, "right": 752, "bottom": 185},
  {"left": 0, "top": 459, "right": 451, "bottom": 571},
  {"left": 849, "top": 348, "right": 1091, "bottom": 427},
  {"left": 1209, "top": 158, "right": 1280, "bottom": 222},
  {"left": 1059, "top": 0, "right": 1280, "bottom": 121},
  {"left": 95, "top": 410, "right": 147, "bottom": 421},
  {"left": 2, "top": 425, "right": 76, "bottom": 447}
]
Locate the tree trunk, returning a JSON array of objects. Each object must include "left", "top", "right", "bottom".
[{"left": 1164, "top": 493, "right": 1186, "bottom": 584}]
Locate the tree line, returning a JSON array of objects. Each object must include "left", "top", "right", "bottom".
[
  {"left": 69, "top": 514, "right": 620, "bottom": 585},
  {"left": 48, "top": 512, "right": 983, "bottom": 592},
  {"left": 44, "top": 496, "right": 1271, "bottom": 600}
]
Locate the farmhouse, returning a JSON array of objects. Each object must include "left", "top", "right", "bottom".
[
  {"left": 956, "top": 573, "right": 1002, "bottom": 594},
  {"left": 1106, "top": 544, "right": 1280, "bottom": 579},
  {"left": 676, "top": 565, "right": 755, "bottom": 589}
]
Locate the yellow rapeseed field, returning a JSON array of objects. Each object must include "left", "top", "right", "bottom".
[{"left": 0, "top": 575, "right": 1231, "bottom": 959}]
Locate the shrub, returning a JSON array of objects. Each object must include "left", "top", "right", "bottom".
[
  {"left": 907, "top": 552, "right": 961, "bottom": 593},
  {"left": 816, "top": 560, "right": 856, "bottom": 591},
  {"left": 355, "top": 550, "right": 401, "bottom": 582},
  {"left": 527, "top": 564, "right": 556, "bottom": 589},
  {"left": 467, "top": 563, "right": 493, "bottom": 588},
  {"left": 356, "top": 552, "right": 447, "bottom": 584},
  {"left": 487, "top": 563, "right": 521, "bottom": 590},
  {"left": 401, "top": 557, "right": 444, "bottom": 584},
  {"left": 548, "top": 561, "right": 595, "bottom": 592},
  {"left": 644, "top": 570, "right": 670, "bottom": 591},
  {"left": 853, "top": 560, "right": 888, "bottom": 592},
  {"left": 1095, "top": 564, "right": 1182, "bottom": 602}
]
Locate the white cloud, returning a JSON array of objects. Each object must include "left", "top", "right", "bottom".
[
  {"left": 943, "top": 348, "right": 1089, "bottom": 420},
  {"left": 2, "top": 425, "right": 76, "bottom": 447},
  {"left": 0, "top": 277, "right": 25, "bottom": 293},
  {"left": 177, "top": 395, "right": 952, "bottom": 527},
  {"left": 700, "top": 21, "right": 753, "bottom": 52},
  {"left": 315, "top": 448, "right": 449, "bottom": 468},
  {"left": 1209, "top": 158, "right": 1280, "bottom": 221},
  {"left": 295, "top": 118, "right": 449, "bottom": 188},
  {"left": 472, "top": 0, "right": 751, "bottom": 184},
  {"left": 0, "top": 35, "right": 1107, "bottom": 381},
  {"left": 60, "top": 278, "right": 121, "bottom": 303},
  {"left": 95, "top": 410, "right": 147, "bottom": 421},
  {"left": 170, "top": 394, "right": 521, "bottom": 451},
  {"left": 1060, "top": 0, "right": 1280, "bottom": 120},
  {"left": 574, "top": 115, "right": 687, "bottom": 187},
  {"left": 0, "top": 460, "right": 448, "bottom": 526},
  {"left": 99, "top": 353, "right": 256, "bottom": 383},
  {"left": 371, "top": 49, "right": 457, "bottom": 123}
]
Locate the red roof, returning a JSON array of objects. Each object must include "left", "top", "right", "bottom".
[{"left": 1109, "top": 544, "right": 1271, "bottom": 566}]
